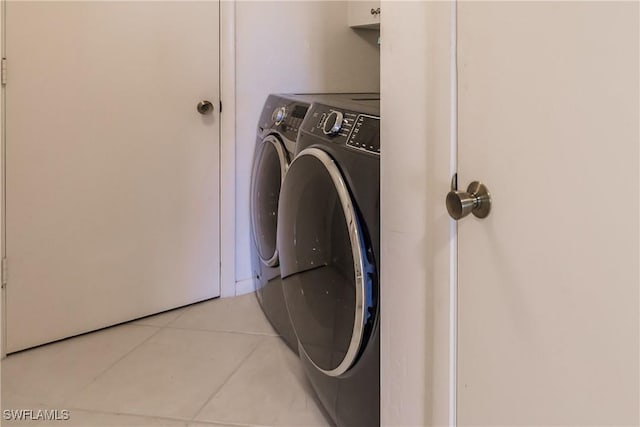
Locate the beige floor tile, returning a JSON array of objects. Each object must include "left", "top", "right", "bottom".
[
  {"left": 1, "top": 407, "right": 188, "bottom": 427},
  {"left": 194, "top": 337, "right": 331, "bottom": 427},
  {"left": 1, "top": 325, "right": 159, "bottom": 408},
  {"left": 68, "top": 328, "right": 264, "bottom": 420},
  {"left": 0, "top": 393, "right": 52, "bottom": 411},
  {"left": 169, "top": 294, "right": 277, "bottom": 336}
]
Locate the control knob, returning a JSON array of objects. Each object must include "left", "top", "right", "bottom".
[
  {"left": 323, "top": 111, "right": 344, "bottom": 136},
  {"left": 273, "top": 107, "right": 287, "bottom": 125}
]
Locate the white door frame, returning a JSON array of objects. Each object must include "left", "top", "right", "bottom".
[
  {"left": 0, "top": 0, "right": 237, "bottom": 358},
  {"left": 219, "top": 1, "right": 236, "bottom": 299},
  {"left": 1, "top": 0, "right": 6, "bottom": 360},
  {"left": 380, "top": 2, "right": 455, "bottom": 426}
]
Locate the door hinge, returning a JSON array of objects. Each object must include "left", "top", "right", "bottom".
[
  {"left": 1, "top": 258, "right": 7, "bottom": 287},
  {"left": 219, "top": 100, "right": 222, "bottom": 114},
  {"left": 1, "top": 58, "right": 7, "bottom": 86}
]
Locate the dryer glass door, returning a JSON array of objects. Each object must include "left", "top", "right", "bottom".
[
  {"left": 250, "top": 135, "right": 288, "bottom": 266},
  {"left": 278, "top": 148, "right": 375, "bottom": 377}
]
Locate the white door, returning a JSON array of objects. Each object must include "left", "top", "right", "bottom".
[
  {"left": 456, "top": 2, "right": 638, "bottom": 425},
  {"left": 5, "top": 1, "right": 221, "bottom": 353}
]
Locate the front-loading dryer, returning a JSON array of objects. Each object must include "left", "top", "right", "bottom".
[
  {"left": 251, "top": 93, "right": 312, "bottom": 353},
  {"left": 277, "top": 96, "right": 380, "bottom": 426}
]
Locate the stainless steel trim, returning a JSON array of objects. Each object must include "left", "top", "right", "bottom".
[
  {"left": 250, "top": 135, "right": 289, "bottom": 267},
  {"left": 322, "top": 110, "right": 344, "bottom": 136},
  {"left": 273, "top": 106, "right": 287, "bottom": 125},
  {"left": 288, "top": 147, "right": 366, "bottom": 377}
]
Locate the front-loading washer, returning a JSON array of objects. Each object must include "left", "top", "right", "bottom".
[{"left": 277, "top": 96, "right": 380, "bottom": 426}]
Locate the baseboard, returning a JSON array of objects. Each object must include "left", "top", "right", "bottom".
[{"left": 235, "top": 277, "right": 256, "bottom": 296}]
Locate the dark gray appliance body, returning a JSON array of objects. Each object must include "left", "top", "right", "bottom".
[{"left": 277, "top": 97, "right": 380, "bottom": 426}]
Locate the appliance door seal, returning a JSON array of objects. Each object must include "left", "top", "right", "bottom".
[{"left": 250, "top": 134, "right": 289, "bottom": 267}]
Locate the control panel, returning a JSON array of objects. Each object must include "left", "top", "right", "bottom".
[
  {"left": 305, "top": 105, "right": 380, "bottom": 155},
  {"left": 261, "top": 101, "right": 309, "bottom": 141}
]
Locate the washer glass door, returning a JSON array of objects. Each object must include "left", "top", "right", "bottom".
[
  {"left": 278, "top": 148, "right": 375, "bottom": 377},
  {"left": 250, "top": 135, "right": 288, "bottom": 266}
]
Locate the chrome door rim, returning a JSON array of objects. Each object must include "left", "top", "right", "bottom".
[
  {"left": 250, "top": 135, "right": 288, "bottom": 267},
  {"left": 286, "top": 147, "right": 366, "bottom": 377}
]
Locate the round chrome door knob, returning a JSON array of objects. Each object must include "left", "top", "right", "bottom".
[
  {"left": 446, "top": 181, "right": 491, "bottom": 220},
  {"left": 197, "top": 100, "right": 214, "bottom": 115},
  {"left": 323, "top": 111, "right": 344, "bottom": 136}
]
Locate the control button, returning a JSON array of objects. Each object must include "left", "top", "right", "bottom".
[
  {"left": 273, "top": 107, "right": 287, "bottom": 125},
  {"left": 323, "top": 111, "right": 344, "bottom": 136}
]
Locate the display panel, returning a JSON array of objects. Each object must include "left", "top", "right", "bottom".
[
  {"left": 347, "top": 115, "right": 380, "bottom": 154},
  {"left": 292, "top": 105, "right": 309, "bottom": 119}
]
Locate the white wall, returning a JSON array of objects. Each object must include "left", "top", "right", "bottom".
[
  {"left": 380, "top": 2, "right": 453, "bottom": 426},
  {"left": 234, "top": 1, "right": 380, "bottom": 288}
]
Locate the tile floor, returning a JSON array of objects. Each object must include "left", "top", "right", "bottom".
[{"left": 1, "top": 293, "right": 333, "bottom": 427}]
